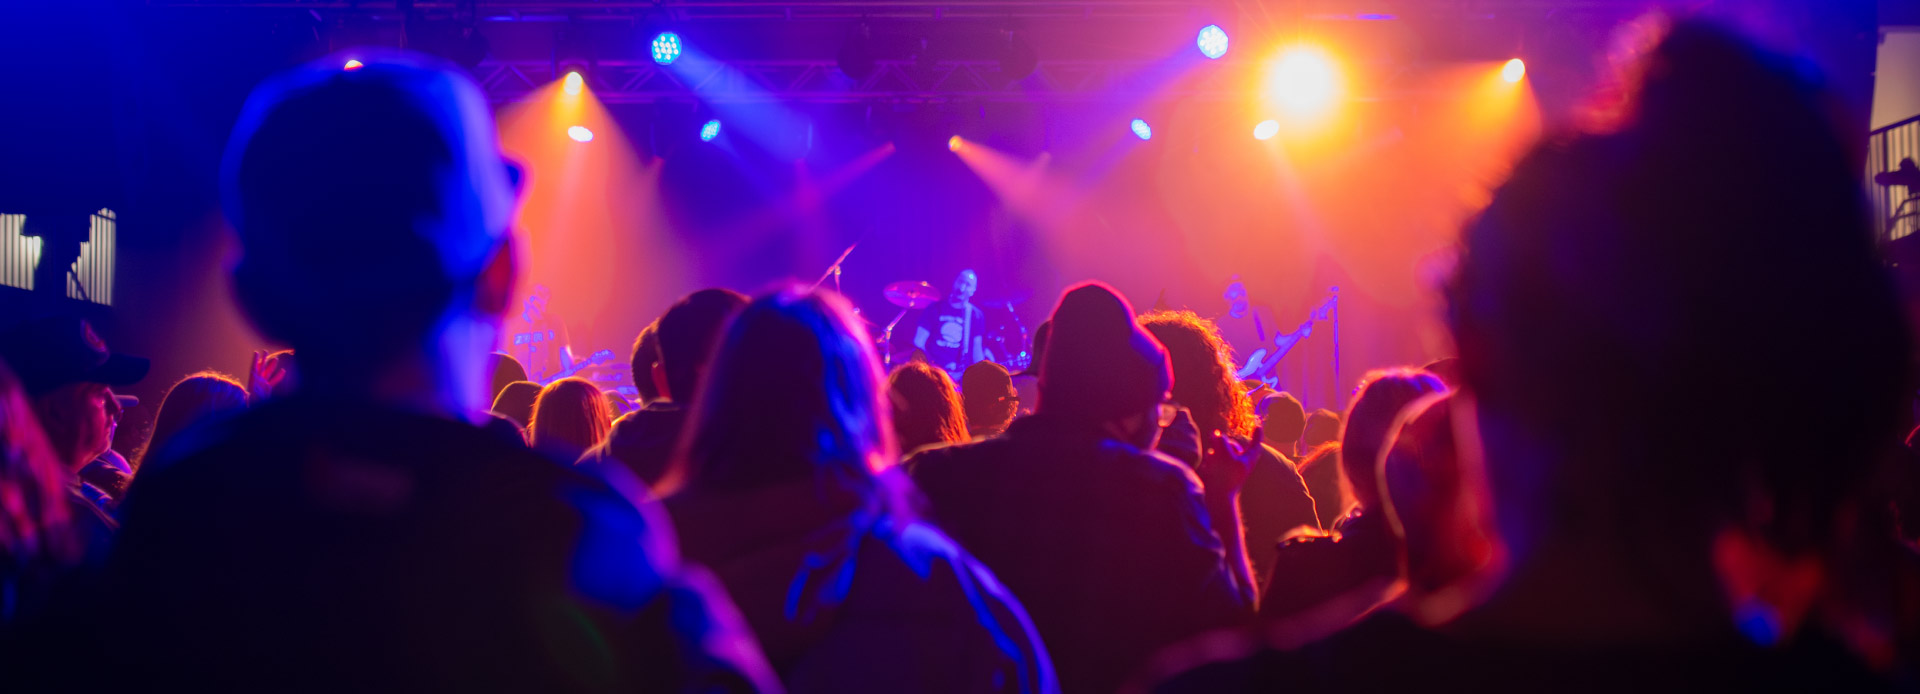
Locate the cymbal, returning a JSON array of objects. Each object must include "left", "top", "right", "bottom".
[{"left": 884, "top": 280, "right": 942, "bottom": 309}]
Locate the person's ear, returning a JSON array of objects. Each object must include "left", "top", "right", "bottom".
[
  {"left": 475, "top": 235, "right": 519, "bottom": 318},
  {"left": 652, "top": 362, "right": 671, "bottom": 401}
]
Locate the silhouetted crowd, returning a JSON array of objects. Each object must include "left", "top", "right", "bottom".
[{"left": 3, "top": 20, "right": 1919, "bottom": 694}]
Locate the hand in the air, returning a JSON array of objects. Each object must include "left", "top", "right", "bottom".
[
  {"left": 1197, "top": 427, "right": 1262, "bottom": 496},
  {"left": 248, "top": 349, "right": 287, "bottom": 406}
]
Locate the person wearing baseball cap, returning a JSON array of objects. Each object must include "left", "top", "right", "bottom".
[
  {"left": 0, "top": 315, "right": 148, "bottom": 524},
  {"left": 0, "top": 313, "right": 145, "bottom": 593},
  {"left": 84, "top": 51, "right": 776, "bottom": 692},
  {"left": 907, "top": 281, "right": 1260, "bottom": 694}
]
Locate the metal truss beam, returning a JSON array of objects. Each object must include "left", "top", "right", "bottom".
[{"left": 476, "top": 58, "right": 1247, "bottom": 103}]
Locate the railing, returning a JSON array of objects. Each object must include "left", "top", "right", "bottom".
[{"left": 1868, "top": 114, "right": 1920, "bottom": 241}]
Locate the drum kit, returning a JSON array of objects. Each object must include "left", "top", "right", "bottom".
[
  {"left": 813, "top": 241, "right": 1033, "bottom": 373},
  {"left": 876, "top": 279, "right": 1032, "bottom": 373}
]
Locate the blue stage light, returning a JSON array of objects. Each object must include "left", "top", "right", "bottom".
[
  {"left": 700, "top": 119, "right": 722, "bottom": 142},
  {"left": 1197, "top": 25, "right": 1229, "bottom": 60},
  {"left": 1130, "top": 119, "right": 1152, "bottom": 141},
  {"left": 652, "top": 32, "right": 683, "bottom": 65}
]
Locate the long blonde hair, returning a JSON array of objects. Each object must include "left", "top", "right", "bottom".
[{"left": 529, "top": 377, "right": 612, "bottom": 462}]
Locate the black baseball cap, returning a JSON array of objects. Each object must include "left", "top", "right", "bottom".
[{"left": 0, "top": 316, "right": 150, "bottom": 396}]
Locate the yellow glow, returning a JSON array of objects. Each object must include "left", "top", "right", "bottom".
[
  {"left": 1502, "top": 58, "right": 1526, "bottom": 83},
  {"left": 563, "top": 71, "right": 584, "bottom": 96},
  {"left": 343, "top": 59, "right": 364, "bottom": 71},
  {"left": 1264, "top": 46, "right": 1340, "bottom": 119},
  {"left": 948, "top": 135, "right": 963, "bottom": 152}
]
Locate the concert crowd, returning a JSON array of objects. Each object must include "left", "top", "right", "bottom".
[{"left": 3, "top": 19, "right": 1919, "bottom": 694}]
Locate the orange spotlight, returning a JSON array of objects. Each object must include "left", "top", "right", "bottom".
[
  {"left": 343, "top": 59, "right": 364, "bottom": 71},
  {"left": 1502, "top": 58, "right": 1526, "bottom": 83},
  {"left": 948, "top": 135, "right": 963, "bottom": 152},
  {"left": 1264, "top": 46, "right": 1339, "bottom": 118},
  {"left": 563, "top": 71, "right": 584, "bottom": 96}
]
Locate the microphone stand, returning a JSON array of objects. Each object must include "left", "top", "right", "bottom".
[
  {"left": 881, "top": 308, "right": 910, "bottom": 371},
  {"left": 812, "top": 240, "right": 859, "bottom": 294},
  {"left": 1330, "top": 286, "right": 1341, "bottom": 396}
]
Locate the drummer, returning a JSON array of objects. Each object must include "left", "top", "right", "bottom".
[{"left": 913, "top": 269, "right": 992, "bottom": 379}]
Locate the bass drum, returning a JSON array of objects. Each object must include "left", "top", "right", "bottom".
[{"left": 983, "top": 311, "right": 1031, "bottom": 373}]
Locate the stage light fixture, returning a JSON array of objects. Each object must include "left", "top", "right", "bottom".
[
  {"left": 1502, "top": 58, "right": 1526, "bottom": 83},
  {"left": 563, "top": 71, "right": 584, "bottom": 95},
  {"left": 837, "top": 23, "right": 879, "bottom": 81},
  {"left": 1253, "top": 120, "right": 1280, "bottom": 140},
  {"left": 701, "top": 120, "right": 722, "bottom": 142},
  {"left": 1130, "top": 119, "right": 1152, "bottom": 141},
  {"left": 1266, "top": 46, "right": 1338, "bottom": 116},
  {"left": 568, "top": 125, "right": 594, "bottom": 143},
  {"left": 652, "top": 32, "right": 683, "bottom": 65},
  {"left": 343, "top": 59, "right": 364, "bottom": 71},
  {"left": 948, "top": 135, "right": 963, "bottom": 152},
  {"left": 994, "top": 29, "right": 1039, "bottom": 86},
  {"left": 1197, "top": 25, "right": 1229, "bottom": 60}
]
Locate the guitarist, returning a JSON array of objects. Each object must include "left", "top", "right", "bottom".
[{"left": 1216, "top": 278, "right": 1321, "bottom": 390}]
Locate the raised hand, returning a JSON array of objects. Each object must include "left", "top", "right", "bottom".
[
  {"left": 1197, "top": 426, "right": 1262, "bottom": 496},
  {"left": 248, "top": 349, "right": 287, "bottom": 406}
]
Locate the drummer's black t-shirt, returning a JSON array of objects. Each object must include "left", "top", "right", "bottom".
[{"left": 919, "top": 300, "right": 986, "bottom": 375}]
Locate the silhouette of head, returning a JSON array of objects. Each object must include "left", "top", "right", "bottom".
[
  {"left": 887, "top": 361, "right": 969, "bottom": 454},
  {"left": 1036, "top": 283, "right": 1171, "bottom": 438},
  {"left": 529, "top": 377, "right": 611, "bottom": 463},
  {"left": 1301, "top": 409, "right": 1341, "bottom": 453},
  {"left": 676, "top": 288, "right": 897, "bottom": 498},
  {"left": 486, "top": 353, "right": 528, "bottom": 404},
  {"left": 489, "top": 380, "right": 540, "bottom": 429},
  {"left": 960, "top": 360, "right": 1018, "bottom": 437},
  {"left": 656, "top": 289, "right": 749, "bottom": 403},
  {"left": 1339, "top": 369, "right": 1447, "bottom": 512},
  {"left": 629, "top": 322, "right": 661, "bottom": 403},
  {"left": 1379, "top": 393, "right": 1488, "bottom": 594},
  {"left": 1447, "top": 21, "right": 1910, "bottom": 562},
  {"left": 1261, "top": 392, "right": 1307, "bottom": 454},
  {"left": 1141, "top": 310, "right": 1255, "bottom": 441},
  {"left": 221, "top": 51, "right": 517, "bottom": 376},
  {"left": 138, "top": 372, "right": 248, "bottom": 470}
]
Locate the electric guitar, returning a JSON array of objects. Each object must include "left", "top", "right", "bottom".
[
  {"left": 1235, "top": 294, "right": 1337, "bottom": 389},
  {"left": 547, "top": 348, "right": 617, "bottom": 383}
]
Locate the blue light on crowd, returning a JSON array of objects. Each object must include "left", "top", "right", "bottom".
[
  {"left": 1197, "top": 25, "right": 1230, "bottom": 60},
  {"left": 652, "top": 32, "right": 683, "bottom": 65},
  {"left": 1130, "top": 118, "right": 1152, "bottom": 141},
  {"left": 700, "top": 119, "right": 722, "bottom": 142}
]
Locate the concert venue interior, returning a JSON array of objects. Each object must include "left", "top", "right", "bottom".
[
  {"left": 17, "top": 0, "right": 1893, "bottom": 420},
  {"left": 5, "top": 0, "right": 1920, "bottom": 692}
]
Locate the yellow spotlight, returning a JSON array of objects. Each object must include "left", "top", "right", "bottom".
[
  {"left": 948, "top": 135, "right": 963, "bottom": 152},
  {"left": 1502, "top": 58, "right": 1526, "bottom": 83},
  {"left": 343, "top": 59, "right": 364, "bottom": 71},
  {"left": 1265, "top": 46, "right": 1339, "bottom": 118},
  {"left": 1253, "top": 120, "right": 1280, "bottom": 141},
  {"left": 563, "top": 71, "right": 584, "bottom": 96}
]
